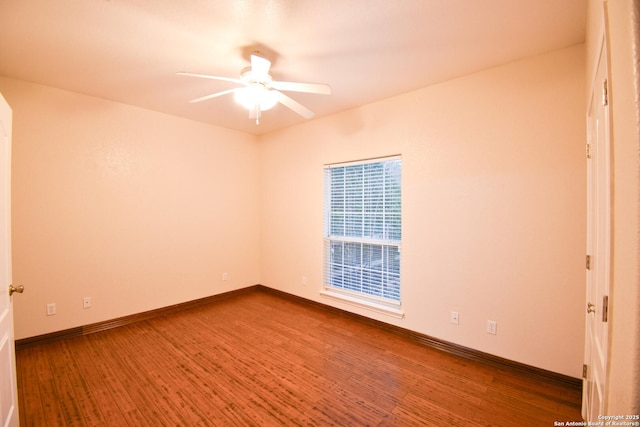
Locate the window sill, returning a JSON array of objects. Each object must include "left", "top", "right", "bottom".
[{"left": 319, "top": 290, "right": 405, "bottom": 319}]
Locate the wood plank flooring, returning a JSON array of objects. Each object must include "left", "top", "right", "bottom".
[{"left": 16, "top": 290, "right": 583, "bottom": 426}]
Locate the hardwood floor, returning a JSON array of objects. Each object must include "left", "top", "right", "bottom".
[{"left": 16, "top": 290, "right": 582, "bottom": 426}]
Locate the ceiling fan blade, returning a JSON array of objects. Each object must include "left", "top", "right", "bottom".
[
  {"left": 189, "top": 88, "right": 239, "bottom": 103},
  {"left": 276, "top": 92, "right": 315, "bottom": 119},
  {"left": 271, "top": 81, "right": 331, "bottom": 95},
  {"left": 177, "top": 72, "right": 243, "bottom": 85},
  {"left": 250, "top": 54, "right": 272, "bottom": 78}
]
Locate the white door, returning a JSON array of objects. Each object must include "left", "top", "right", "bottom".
[
  {"left": 0, "top": 93, "right": 19, "bottom": 427},
  {"left": 582, "top": 35, "right": 611, "bottom": 422}
]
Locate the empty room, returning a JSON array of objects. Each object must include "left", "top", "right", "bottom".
[{"left": 1, "top": 0, "right": 638, "bottom": 425}]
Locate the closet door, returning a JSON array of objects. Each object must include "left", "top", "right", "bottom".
[{"left": 582, "top": 32, "right": 611, "bottom": 423}]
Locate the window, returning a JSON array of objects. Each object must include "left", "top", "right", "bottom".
[{"left": 323, "top": 156, "right": 401, "bottom": 310}]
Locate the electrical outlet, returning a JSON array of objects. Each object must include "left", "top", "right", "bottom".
[
  {"left": 487, "top": 320, "right": 497, "bottom": 335},
  {"left": 83, "top": 297, "right": 92, "bottom": 309},
  {"left": 450, "top": 311, "right": 459, "bottom": 325},
  {"left": 302, "top": 276, "right": 308, "bottom": 286},
  {"left": 222, "top": 272, "right": 229, "bottom": 281},
  {"left": 46, "top": 303, "right": 56, "bottom": 316}
]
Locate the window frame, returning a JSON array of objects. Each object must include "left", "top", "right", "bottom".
[{"left": 322, "top": 155, "right": 403, "bottom": 318}]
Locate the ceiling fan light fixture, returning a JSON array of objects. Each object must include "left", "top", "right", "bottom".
[
  {"left": 179, "top": 53, "right": 331, "bottom": 123},
  {"left": 234, "top": 85, "right": 279, "bottom": 111}
]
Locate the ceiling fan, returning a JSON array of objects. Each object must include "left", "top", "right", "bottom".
[{"left": 177, "top": 54, "right": 331, "bottom": 124}]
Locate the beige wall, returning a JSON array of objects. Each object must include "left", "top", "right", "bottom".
[
  {"left": 587, "top": 0, "right": 640, "bottom": 414},
  {"left": 0, "top": 77, "right": 260, "bottom": 339},
  {"left": 260, "top": 45, "right": 586, "bottom": 378}
]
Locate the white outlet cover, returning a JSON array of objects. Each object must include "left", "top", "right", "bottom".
[
  {"left": 487, "top": 320, "right": 497, "bottom": 335},
  {"left": 450, "top": 311, "right": 459, "bottom": 325}
]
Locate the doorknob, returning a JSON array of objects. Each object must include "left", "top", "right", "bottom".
[
  {"left": 587, "top": 302, "right": 596, "bottom": 314},
  {"left": 8, "top": 284, "right": 24, "bottom": 296}
]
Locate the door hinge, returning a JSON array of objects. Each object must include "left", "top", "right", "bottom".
[
  {"left": 602, "top": 78, "right": 608, "bottom": 106},
  {"left": 583, "top": 364, "right": 588, "bottom": 378},
  {"left": 602, "top": 295, "right": 608, "bottom": 322},
  {"left": 586, "top": 255, "right": 591, "bottom": 270},
  {"left": 586, "top": 144, "right": 592, "bottom": 159}
]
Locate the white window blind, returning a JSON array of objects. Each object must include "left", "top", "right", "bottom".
[{"left": 323, "top": 156, "right": 401, "bottom": 304}]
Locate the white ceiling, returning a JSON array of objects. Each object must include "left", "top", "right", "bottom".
[{"left": 0, "top": 0, "right": 586, "bottom": 135}]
